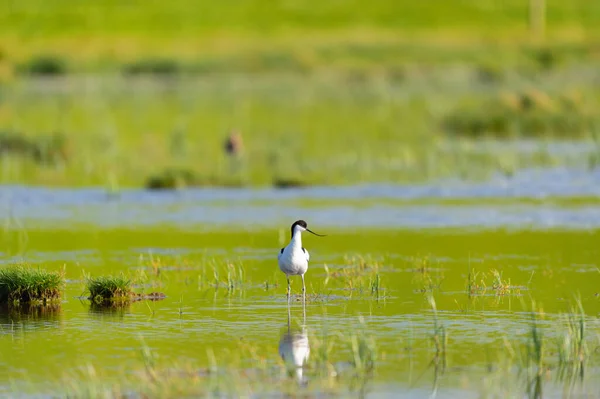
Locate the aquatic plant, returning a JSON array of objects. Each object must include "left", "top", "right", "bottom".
[
  {"left": 325, "top": 255, "right": 385, "bottom": 296},
  {"left": 522, "top": 302, "right": 545, "bottom": 399},
  {"left": 370, "top": 273, "right": 381, "bottom": 297},
  {"left": 427, "top": 294, "right": 447, "bottom": 370},
  {"left": 0, "top": 265, "right": 63, "bottom": 305},
  {"left": 412, "top": 256, "right": 444, "bottom": 294},
  {"left": 466, "top": 268, "right": 521, "bottom": 297},
  {"left": 225, "top": 262, "right": 245, "bottom": 291},
  {"left": 86, "top": 274, "right": 132, "bottom": 303},
  {"left": 557, "top": 296, "right": 587, "bottom": 385}
]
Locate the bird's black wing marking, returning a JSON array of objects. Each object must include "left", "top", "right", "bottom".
[
  {"left": 280, "top": 248, "right": 284, "bottom": 254},
  {"left": 302, "top": 247, "right": 306, "bottom": 253}
]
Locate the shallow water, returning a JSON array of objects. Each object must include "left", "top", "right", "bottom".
[
  {"left": 0, "top": 167, "right": 599, "bottom": 397},
  {"left": 2, "top": 167, "right": 600, "bottom": 230}
]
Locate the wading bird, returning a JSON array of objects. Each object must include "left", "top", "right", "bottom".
[{"left": 277, "top": 220, "right": 325, "bottom": 300}]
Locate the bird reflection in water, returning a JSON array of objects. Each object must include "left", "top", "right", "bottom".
[{"left": 278, "top": 304, "right": 310, "bottom": 385}]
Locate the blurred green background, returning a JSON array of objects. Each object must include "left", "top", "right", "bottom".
[{"left": 0, "top": 0, "right": 599, "bottom": 188}]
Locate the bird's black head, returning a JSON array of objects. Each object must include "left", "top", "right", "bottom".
[
  {"left": 290, "top": 220, "right": 325, "bottom": 238},
  {"left": 291, "top": 220, "right": 307, "bottom": 237}
]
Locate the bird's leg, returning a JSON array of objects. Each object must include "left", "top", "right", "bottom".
[
  {"left": 301, "top": 274, "right": 306, "bottom": 303},
  {"left": 286, "top": 276, "right": 291, "bottom": 300}
]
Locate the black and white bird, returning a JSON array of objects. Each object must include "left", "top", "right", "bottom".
[{"left": 277, "top": 220, "right": 325, "bottom": 299}]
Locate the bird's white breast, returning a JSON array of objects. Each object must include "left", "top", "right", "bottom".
[
  {"left": 278, "top": 232, "right": 309, "bottom": 276},
  {"left": 278, "top": 245, "right": 309, "bottom": 275}
]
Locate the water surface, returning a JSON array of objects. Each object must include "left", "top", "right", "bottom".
[{"left": 0, "top": 168, "right": 599, "bottom": 397}]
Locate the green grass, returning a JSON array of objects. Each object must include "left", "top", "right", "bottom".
[
  {"left": 443, "top": 90, "right": 593, "bottom": 138},
  {"left": 1, "top": 66, "right": 599, "bottom": 188},
  {"left": 86, "top": 274, "right": 132, "bottom": 303},
  {"left": 0, "top": 0, "right": 599, "bottom": 76},
  {"left": 0, "top": 3, "right": 598, "bottom": 187},
  {"left": 0, "top": 265, "right": 63, "bottom": 305}
]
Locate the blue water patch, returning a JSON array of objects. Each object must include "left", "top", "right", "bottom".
[{"left": 1, "top": 167, "right": 600, "bottom": 229}]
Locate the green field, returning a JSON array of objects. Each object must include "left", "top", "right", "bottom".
[
  {"left": 1, "top": 0, "right": 600, "bottom": 72},
  {"left": 0, "top": 1, "right": 599, "bottom": 189}
]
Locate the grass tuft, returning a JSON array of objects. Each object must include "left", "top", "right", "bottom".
[
  {"left": 0, "top": 265, "right": 64, "bottom": 305},
  {"left": 86, "top": 274, "right": 132, "bottom": 303}
]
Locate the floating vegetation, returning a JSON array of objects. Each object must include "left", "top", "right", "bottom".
[
  {"left": 442, "top": 90, "right": 592, "bottom": 138},
  {"left": 0, "top": 265, "right": 64, "bottom": 305},
  {"left": 0, "top": 131, "right": 69, "bottom": 165},
  {"left": 17, "top": 54, "right": 68, "bottom": 76}
]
